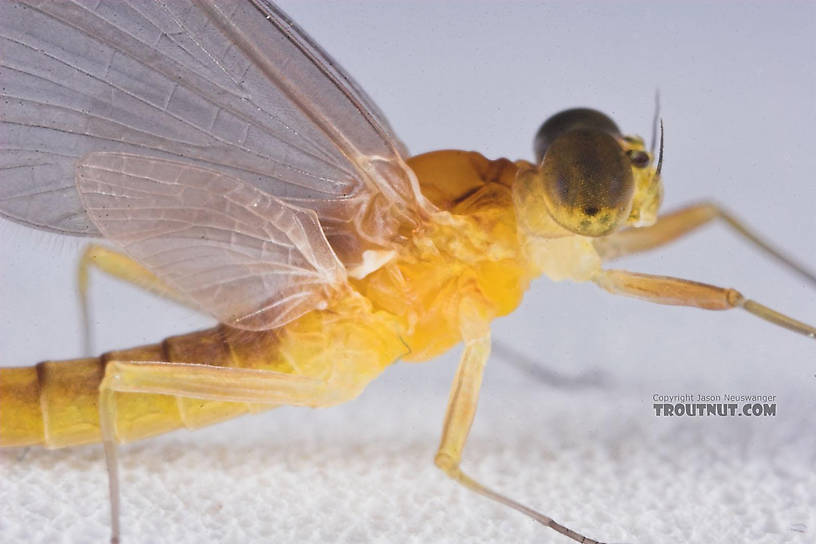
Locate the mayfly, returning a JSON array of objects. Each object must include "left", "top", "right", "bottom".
[{"left": 1, "top": 1, "right": 814, "bottom": 543}]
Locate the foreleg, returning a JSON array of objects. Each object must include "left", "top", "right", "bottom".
[
  {"left": 594, "top": 269, "right": 816, "bottom": 339},
  {"left": 595, "top": 202, "right": 816, "bottom": 288}
]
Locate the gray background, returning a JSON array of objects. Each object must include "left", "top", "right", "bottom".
[{"left": 1, "top": 2, "right": 815, "bottom": 543}]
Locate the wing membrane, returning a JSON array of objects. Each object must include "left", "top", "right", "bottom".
[
  {"left": 0, "top": 0, "right": 430, "bottom": 266},
  {"left": 77, "top": 152, "right": 345, "bottom": 331}
]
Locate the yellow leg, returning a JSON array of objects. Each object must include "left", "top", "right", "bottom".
[
  {"left": 98, "top": 360, "right": 347, "bottom": 544},
  {"left": 78, "top": 245, "right": 192, "bottom": 355},
  {"left": 594, "top": 202, "right": 816, "bottom": 287},
  {"left": 595, "top": 269, "right": 816, "bottom": 339},
  {"left": 434, "top": 300, "right": 605, "bottom": 544}
]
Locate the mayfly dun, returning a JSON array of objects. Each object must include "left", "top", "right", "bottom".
[{"left": 1, "top": 1, "right": 814, "bottom": 543}]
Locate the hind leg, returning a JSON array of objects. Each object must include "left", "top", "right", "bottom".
[
  {"left": 78, "top": 245, "right": 194, "bottom": 354},
  {"left": 98, "top": 360, "right": 353, "bottom": 544}
]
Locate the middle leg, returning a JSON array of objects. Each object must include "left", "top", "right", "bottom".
[{"left": 434, "top": 298, "right": 606, "bottom": 544}]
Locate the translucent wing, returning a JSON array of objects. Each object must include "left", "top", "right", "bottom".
[
  {"left": 77, "top": 152, "right": 345, "bottom": 331},
  {"left": 0, "top": 0, "right": 431, "bottom": 268}
]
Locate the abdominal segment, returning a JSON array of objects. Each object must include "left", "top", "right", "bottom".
[{"left": 0, "top": 293, "right": 406, "bottom": 448}]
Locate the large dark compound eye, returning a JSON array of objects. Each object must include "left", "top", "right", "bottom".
[
  {"left": 534, "top": 108, "right": 622, "bottom": 163},
  {"left": 538, "top": 128, "right": 634, "bottom": 237}
]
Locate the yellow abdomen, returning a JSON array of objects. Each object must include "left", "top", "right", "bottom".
[
  {"left": 0, "top": 150, "right": 531, "bottom": 449},
  {"left": 0, "top": 293, "right": 406, "bottom": 448}
]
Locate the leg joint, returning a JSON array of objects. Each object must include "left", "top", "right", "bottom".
[
  {"left": 725, "top": 288, "right": 744, "bottom": 307},
  {"left": 434, "top": 452, "right": 459, "bottom": 474}
]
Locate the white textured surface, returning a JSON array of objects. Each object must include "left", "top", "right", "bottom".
[
  {"left": 1, "top": 1, "right": 815, "bottom": 543},
  {"left": 2, "top": 375, "right": 815, "bottom": 544}
]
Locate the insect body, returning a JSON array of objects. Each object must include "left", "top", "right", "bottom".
[
  {"left": 0, "top": 2, "right": 814, "bottom": 543},
  {"left": 2, "top": 146, "right": 635, "bottom": 447}
]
